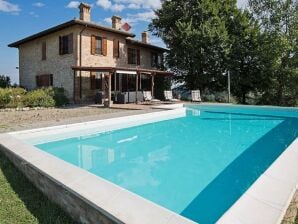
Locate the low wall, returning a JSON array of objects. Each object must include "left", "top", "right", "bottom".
[{"left": 0, "top": 142, "right": 120, "bottom": 224}]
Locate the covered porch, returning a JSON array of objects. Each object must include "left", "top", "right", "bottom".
[{"left": 71, "top": 66, "right": 173, "bottom": 107}]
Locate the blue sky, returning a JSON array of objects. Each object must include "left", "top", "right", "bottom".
[{"left": 0, "top": 0, "right": 247, "bottom": 83}]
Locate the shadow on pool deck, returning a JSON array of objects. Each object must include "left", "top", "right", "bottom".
[
  {"left": 0, "top": 152, "right": 77, "bottom": 224},
  {"left": 181, "top": 117, "right": 298, "bottom": 224}
]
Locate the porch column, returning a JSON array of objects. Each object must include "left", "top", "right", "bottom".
[
  {"left": 79, "top": 71, "right": 82, "bottom": 100},
  {"left": 103, "top": 73, "right": 112, "bottom": 108},
  {"left": 135, "top": 72, "right": 139, "bottom": 103},
  {"left": 151, "top": 73, "right": 155, "bottom": 98},
  {"left": 73, "top": 69, "right": 76, "bottom": 103}
]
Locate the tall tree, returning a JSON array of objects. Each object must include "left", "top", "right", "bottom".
[
  {"left": 149, "top": 0, "right": 238, "bottom": 92},
  {"left": 249, "top": 0, "right": 298, "bottom": 106},
  {"left": 226, "top": 11, "right": 263, "bottom": 104}
]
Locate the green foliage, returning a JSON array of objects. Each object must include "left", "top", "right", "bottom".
[
  {"left": 23, "top": 89, "right": 55, "bottom": 108},
  {"left": 0, "top": 87, "right": 68, "bottom": 108},
  {"left": 150, "top": 0, "right": 297, "bottom": 106},
  {"left": 7, "top": 88, "right": 27, "bottom": 108},
  {"left": 0, "top": 75, "right": 11, "bottom": 88},
  {"left": 51, "top": 87, "right": 69, "bottom": 107},
  {"left": 150, "top": 0, "right": 236, "bottom": 91},
  {"left": 0, "top": 88, "right": 11, "bottom": 108},
  {"left": 0, "top": 152, "right": 75, "bottom": 223},
  {"left": 248, "top": 0, "right": 298, "bottom": 106}
]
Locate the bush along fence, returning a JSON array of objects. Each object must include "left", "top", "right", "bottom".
[{"left": 0, "top": 87, "right": 68, "bottom": 109}]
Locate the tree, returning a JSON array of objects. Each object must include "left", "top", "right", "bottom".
[
  {"left": 0, "top": 75, "right": 11, "bottom": 88},
  {"left": 226, "top": 11, "right": 263, "bottom": 104},
  {"left": 248, "top": 0, "right": 298, "bottom": 106},
  {"left": 149, "top": 0, "right": 238, "bottom": 92}
]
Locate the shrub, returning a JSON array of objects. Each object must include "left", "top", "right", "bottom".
[
  {"left": 7, "top": 88, "right": 26, "bottom": 108},
  {"left": 52, "top": 87, "right": 69, "bottom": 106},
  {"left": 23, "top": 89, "right": 55, "bottom": 108},
  {"left": 0, "top": 88, "right": 10, "bottom": 108}
]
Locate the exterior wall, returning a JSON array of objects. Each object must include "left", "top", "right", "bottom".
[
  {"left": 19, "top": 26, "right": 81, "bottom": 99},
  {"left": 80, "top": 27, "right": 161, "bottom": 70},
  {"left": 18, "top": 24, "right": 162, "bottom": 102}
]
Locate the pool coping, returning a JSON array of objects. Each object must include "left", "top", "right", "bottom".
[
  {"left": 0, "top": 106, "right": 195, "bottom": 224},
  {"left": 0, "top": 104, "right": 297, "bottom": 224},
  {"left": 217, "top": 138, "right": 298, "bottom": 224}
]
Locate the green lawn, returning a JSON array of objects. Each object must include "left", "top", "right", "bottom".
[{"left": 0, "top": 152, "right": 75, "bottom": 224}]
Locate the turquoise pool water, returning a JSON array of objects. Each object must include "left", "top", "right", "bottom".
[{"left": 36, "top": 105, "right": 298, "bottom": 223}]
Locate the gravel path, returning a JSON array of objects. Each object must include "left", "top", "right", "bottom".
[{"left": 0, "top": 105, "right": 155, "bottom": 133}]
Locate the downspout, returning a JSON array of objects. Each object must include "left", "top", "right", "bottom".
[{"left": 78, "top": 24, "right": 87, "bottom": 100}]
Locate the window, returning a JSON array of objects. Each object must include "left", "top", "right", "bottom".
[
  {"left": 90, "top": 72, "right": 103, "bottom": 90},
  {"left": 151, "top": 52, "right": 163, "bottom": 67},
  {"left": 42, "top": 41, "right": 46, "bottom": 60},
  {"left": 91, "top": 36, "right": 107, "bottom": 56},
  {"left": 113, "top": 39, "right": 120, "bottom": 58},
  {"left": 128, "top": 48, "right": 140, "bottom": 65},
  {"left": 95, "top": 37, "right": 102, "bottom": 54},
  {"left": 59, "top": 33, "right": 73, "bottom": 55},
  {"left": 36, "top": 74, "right": 53, "bottom": 87}
]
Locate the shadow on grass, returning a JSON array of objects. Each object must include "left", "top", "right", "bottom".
[{"left": 0, "top": 152, "right": 77, "bottom": 224}]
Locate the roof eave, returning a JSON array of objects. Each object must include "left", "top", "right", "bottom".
[
  {"left": 126, "top": 39, "right": 169, "bottom": 52},
  {"left": 8, "top": 19, "right": 135, "bottom": 48}
]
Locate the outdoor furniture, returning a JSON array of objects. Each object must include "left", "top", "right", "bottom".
[
  {"left": 191, "top": 90, "right": 202, "bottom": 102},
  {"left": 164, "top": 90, "right": 179, "bottom": 102},
  {"left": 143, "top": 91, "right": 161, "bottom": 103},
  {"left": 95, "top": 91, "right": 104, "bottom": 104},
  {"left": 116, "top": 91, "right": 144, "bottom": 104}
]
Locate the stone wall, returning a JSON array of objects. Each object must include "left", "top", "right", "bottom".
[
  {"left": 18, "top": 24, "right": 162, "bottom": 101},
  {"left": 19, "top": 26, "right": 82, "bottom": 99},
  {"left": 80, "top": 27, "right": 157, "bottom": 70}
]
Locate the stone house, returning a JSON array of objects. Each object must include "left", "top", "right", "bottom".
[{"left": 8, "top": 3, "right": 171, "bottom": 104}]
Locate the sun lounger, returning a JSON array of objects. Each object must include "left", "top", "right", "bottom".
[
  {"left": 191, "top": 90, "right": 202, "bottom": 102},
  {"left": 143, "top": 91, "right": 161, "bottom": 103},
  {"left": 164, "top": 90, "right": 179, "bottom": 102}
]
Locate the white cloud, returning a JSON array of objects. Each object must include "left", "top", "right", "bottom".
[
  {"left": 96, "top": 0, "right": 112, "bottom": 9},
  {"left": 111, "top": 3, "right": 125, "bottom": 12},
  {"left": 103, "top": 17, "right": 111, "bottom": 24},
  {"left": 114, "top": 0, "right": 161, "bottom": 10},
  {"left": 0, "top": 0, "right": 20, "bottom": 13},
  {"left": 97, "top": 0, "right": 126, "bottom": 12},
  {"left": 66, "top": 1, "right": 80, "bottom": 9},
  {"left": 126, "top": 11, "right": 156, "bottom": 22},
  {"left": 127, "top": 3, "right": 140, "bottom": 9},
  {"left": 33, "top": 2, "right": 45, "bottom": 7},
  {"left": 29, "top": 11, "right": 39, "bottom": 18}
]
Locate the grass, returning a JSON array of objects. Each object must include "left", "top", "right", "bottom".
[
  {"left": 0, "top": 152, "right": 75, "bottom": 224},
  {"left": 0, "top": 147, "right": 297, "bottom": 224}
]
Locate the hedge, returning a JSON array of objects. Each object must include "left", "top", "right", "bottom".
[{"left": 0, "top": 87, "right": 68, "bottom": 109}]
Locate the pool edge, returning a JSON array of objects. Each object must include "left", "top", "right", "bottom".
[
  {"left": 0, "top": 107, "right": 195, "bottom": 224},
  {"left": 217, "top": 138, "right": 298, "bottom": 224}
]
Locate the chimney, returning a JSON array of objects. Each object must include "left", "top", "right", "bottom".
[
  {"left": 79, "top": 3, "right": 91, "bottom": 22},
  {"left": 142, "top": 31, "right": 149, "bottom": 44},
  {"left": 112, "top": 15, "right": 122, "bottom": 30}
]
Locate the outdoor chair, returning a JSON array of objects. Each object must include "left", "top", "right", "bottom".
[
  {"left": 143, "top": 91, "right": 161, "bottom": 103},
  {"left": 191, "top": 90, "right": 202, "bottom": 102},
  {"left": 164, "top": 90, "right": 179, "bottom": 102}
]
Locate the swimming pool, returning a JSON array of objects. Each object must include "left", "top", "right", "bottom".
[{"left": 35, "top": 105, "right": 298, "bottom": 224}]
